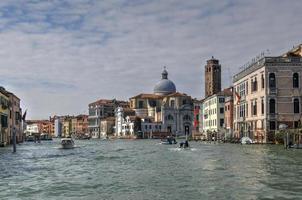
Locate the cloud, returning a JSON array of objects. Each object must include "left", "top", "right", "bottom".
[{"left": 0, "top": 0, "right": 301, "bottom": 119}]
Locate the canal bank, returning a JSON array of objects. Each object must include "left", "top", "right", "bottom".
[{"left": 0, "top": 139, "right": 302, "bottom": 200}]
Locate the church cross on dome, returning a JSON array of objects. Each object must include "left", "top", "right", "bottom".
[{"left": 162, "top": 66, "right": 168, "bottom": 79}]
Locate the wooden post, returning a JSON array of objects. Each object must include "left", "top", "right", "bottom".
[
  {"left": 286, "top": 132, "right": 289, "bottom": 149},
  {"left": 12, "top": 127, "right": 16, "bottom": 153}
]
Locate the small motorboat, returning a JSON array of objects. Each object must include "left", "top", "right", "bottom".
[
  {"left": 61, "top": 138, "right": 75, "bottom": 149},
  {"left": 160, "top": 136, "right": 177, "bottom": 145},
  {"left": 179, "top": 140, "right": 190, "bottom": 149},
  {"left": 289, "top": 144, "right": 302, "bottom": 149},
  {"left": 240, "top": 137, "right": 253, "bottom": 144}
]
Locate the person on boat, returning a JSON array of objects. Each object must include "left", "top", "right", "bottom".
[
  {"left": 179, "top": 142, "right": 184, "bottom": 148},
  {"left": 184, "top": 140, "right": 189, "bottom": 148}
]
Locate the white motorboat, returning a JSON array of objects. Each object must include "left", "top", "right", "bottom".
[
  {"left": 240, "top": 137, "right": 253, "bottom": 144},
  {"left": 61, "top": 138, "right": 75, "bottom": 149}
]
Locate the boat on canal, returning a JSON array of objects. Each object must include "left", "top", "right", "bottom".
[
  {"left": 61, "top": 138, "right": 75, "bottom": 149},
  {"left": 160, "top": 136, "right": 177, "bottom": 145},
  {"left": 240, "top": 137, "right": 253, "bottom": 144}
]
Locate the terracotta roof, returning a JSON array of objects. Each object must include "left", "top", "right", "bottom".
[
  {"left": 89, "top": 99, "right": 128, "bottom": 106},
  {"left": 166, "top": 92, "right": 190, "bottom": 97},
  {"left": 130, "top": 93, "right": 162, "bottom": 99}
]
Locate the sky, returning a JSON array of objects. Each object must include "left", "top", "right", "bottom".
[{"left": 0, "top": 0, "right": 301, "bottom": 119}]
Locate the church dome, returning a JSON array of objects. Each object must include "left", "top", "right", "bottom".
[{"left": 154, "top": 67, "right": 176, "bottom": 95}]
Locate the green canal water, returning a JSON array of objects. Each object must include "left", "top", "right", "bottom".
[{"left": 0, "top": 139, "right": 302, "bottom": 200}]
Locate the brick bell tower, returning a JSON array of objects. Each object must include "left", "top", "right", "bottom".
[{"left": 205, "top": 56, "right": 221, "bottom": 97}]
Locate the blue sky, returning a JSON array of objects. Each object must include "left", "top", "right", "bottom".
[{"left": 0, "top": 0, "right": 301, "bottom": 119}]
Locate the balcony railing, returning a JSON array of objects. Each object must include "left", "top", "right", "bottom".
[{"left": 269, "top": 88, "right": 277, "bottom": 95}]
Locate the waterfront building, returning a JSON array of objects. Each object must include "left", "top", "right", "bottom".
[
  {"left": 115, "top": 107, "right": 136, "bottom": 137},
  {"left": 62, "top": 118, "right": 72, "bottom": 137},
  {"left": 100, "top": 117, "right": 115, "bottom": 137},
  {"left": 233, "top": 44, "right": 302, "bottom": 143},
  {"left": 0, "top": 88, "right": 10, "bottom": 146},
  {"left": 202, "top": 89, "right": 232, "bottom": 139},
  {"left": 205, "top": 57, "right": 222, "bottom": 98},
  {"left": 75, "top": 115, "right": 88, "bottom": 137},
  {"left": 224, "top": 93, "right": 234, "bottom": 138},
  {"left": 54, "top": 118, "right": 62, "bottom": 137},
  {"left": 25, "top": 122, "right": 39, "bottom": 136},
  {"left": 7, "top": 92, "right": 23, "bottom": 143},
  {"left": 88, "top": 99, "right": 129, "bottom": 138},
  {"left": 192, "top": 99, "right": 204, "bottom": 140},
  {"left": 129, "top": 68, "right": 194, "bottom": 137}
]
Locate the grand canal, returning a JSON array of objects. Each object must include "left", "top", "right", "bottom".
[{"left": 0, "top": 139, "right": 302, "bottom": 200}]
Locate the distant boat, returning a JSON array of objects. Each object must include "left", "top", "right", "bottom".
[
  {"left": 240, "top": 137, "right": 253, "bottom": 144},
  {"left": 25, "top": 135, "right": 35, "bottom": 142},
  {"left": 160, "top": 136, "right": 177, "bottom": 145},
  {"left": 61, "top": 138, "right": 75, "bottom": 149},
  {"left": 290, "top": 144, "right": 302, "bottom": 149}
]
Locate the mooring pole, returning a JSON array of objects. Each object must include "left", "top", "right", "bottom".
[
  {"left": 13, "top": 127, "right": 16, "bottom": 153},
  {"left": 286, "top": 132, "right": 289, "bottom": 149}
]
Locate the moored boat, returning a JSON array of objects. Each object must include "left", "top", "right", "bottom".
[
  {"left": 61, "top": 138, "right": 75, "bottom": 149},
  {"left": 240, "top": 137, "right": 253, "bottom": 144},
  {"left": 160, "top": 136, "right": 177, "bottom": 145}
]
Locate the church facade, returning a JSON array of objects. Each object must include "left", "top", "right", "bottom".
[{"left": 129, "top": 68, "right": 194, "bottom": 137}]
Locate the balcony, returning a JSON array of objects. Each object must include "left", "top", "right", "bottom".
[{"left": 269, "top": 88, "right": 277, "bottom": 95}]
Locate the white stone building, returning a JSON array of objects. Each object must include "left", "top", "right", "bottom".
[{"left": 129, "top": 68, "right": 194, "bottom": 137}]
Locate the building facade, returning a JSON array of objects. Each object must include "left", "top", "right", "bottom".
[
  {"left": 224, "top": 94, "right": 234, "bottom": 138},
  {"left": 233, "top": 44, "right": 302, "bottom": 143},
  {"left": 88, "top": 99, "right": 129, "bottom": 138},
  {"left": 129, "top": 68, "right": 194, "bottom": 137},
  {"left": 0, "top": 88, "right": 10, "bottom": 146},
  {"left": 202, "top": 89, "right": 232, "bottom": 139},
  {"left": 205, "top": 57, "right": 221, "bottom": 98}
]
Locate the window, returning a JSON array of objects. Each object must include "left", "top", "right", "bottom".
[
  {"left": 261, "top": 74, "right": 265, "bottom": 89},
  {"left": 252, "top": 100, "right": 257, "bottom": 116},
  {"left": 261, "top": 99, "right": 264, "bottom": 115},
  {"left": 294, "top": 98, "right": 300, "bottom": 113},
  {"left": 139, "top": 101, "right": 144, "bottom": 108},
  {"left": 145, "top": 125, "right": 148, "bottom": 129},
  {"left": 196, "top": 114, "right": 199, "bottom": 121},
  {"left": 269, "top": 73, "right": 276, "bottom": 88},
  {"left": 293, "top": 73, "right": 299, "bottom": 88},
  {"left": 219, "top": 98, "right": 225, "bottom": 103},
  {"left": 1, "top": 115, "right": 8, "bottom": 128},
  {"left": 166, "top": 115, "right": 174, "bottom": 121},
  {"left": 254, "top": 77, "right": 258, "bottom": 91},
  {"left": 220, "top": 119, "right": 224, "bottom": 127},
  {"left": 149, "top": 125, "right": 152, "bottom": 129},
  {"left": 269, "top": 121, "right": 276, "bottom": 130},
  {"left": 170, "top": 100, "right": 175, "bottom": 108},
  {"left": 220, "top": 107, "right": 224, "bottom": 114},
  {"left": 269, "top": 99, "right": 276, "bottom": 114}
]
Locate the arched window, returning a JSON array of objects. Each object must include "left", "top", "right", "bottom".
[
  {"left": 166, "top": 114, "right": 174, "bottom": 121},
  {"left": 269, "top": 99, "right": 276, "bottom": 114},
  {"left": 294, "top": 98, "right": 299, "bottom": 113},
  {"left": 170, "top": 100, "right": 175, "bottom": 108},
  {"left": 269, "top": 73, "right": 276, "bottom": 88},
  {"left": 293, "top": 73, "right": 299, "bottom": 88}
]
